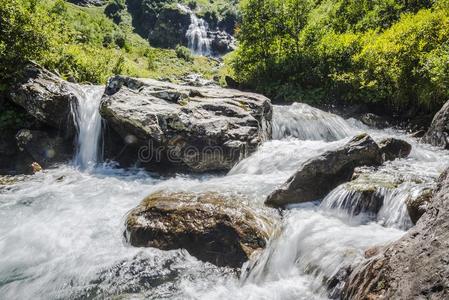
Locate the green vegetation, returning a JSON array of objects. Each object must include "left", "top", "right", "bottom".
[
  {"left": 175, "top": 45, "right": 193, "bottom": 62},
  {"left": 233, "top": 0, "right": 449, "bottom": 114},
  {"left": 0, "top": 0, "right": 219, "bottom": 85}
]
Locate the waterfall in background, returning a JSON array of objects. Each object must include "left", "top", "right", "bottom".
[
  {"left": 182, "top": 5, "right": 212, "bottom": 56},
  {"left": 72, "top": 85, "right": 105, "bottom": 169}
]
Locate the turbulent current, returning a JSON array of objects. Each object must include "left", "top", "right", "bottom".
[{"left": 0, "top": 102, "right": 448, "bottom": 299}]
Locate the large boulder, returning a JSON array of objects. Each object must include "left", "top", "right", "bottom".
[
  {"left": 378, "top": 138, "right": 412, "bottom": 161},
  {"left": 100, "top": 76, "right": 272, "bottom": 172},
  {"left": 342, "top": 168, "right": 449, "bottom": 299},
  {"left": 125, "top": 192, "right": 273, "bottom": 268},
  {"left": 422, "top": 100, "right": 449, "bottom": 149},
  {"left": 15, "top": 129, "right": 73, "bottom": 168},
  {"left": 8, "top": 63, "right": 80, "bottom": 137},
  {"left": 265, "top": 134, "right": 382, "bottom": 208}
]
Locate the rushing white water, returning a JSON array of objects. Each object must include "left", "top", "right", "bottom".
[
  {"left": 1, "top": 103, "right": 449, "bottom": 299},
  {"left": 272, "top": 103, "right": 358, "bottom": 141},
  {"left": 72, "top": 85, "right": 105, "bottom": 169},
  {"left": 182, "top": 5, "right": 212, "bottom": 56}
]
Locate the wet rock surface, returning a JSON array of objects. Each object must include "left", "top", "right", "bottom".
[
  {"left": 265, "top": 134, "right": 382, "bottom": 207},
  {"left": 8, "top": 63, "right": 80, "bottom": 137},
  {"left": 405, "top": 187, "right": 433, "bottom": 224},
  {"left": 423, "top": 100, "right": 449, "bottom": 149},
  {"left": 342, "top": 168, "right": 449, "bottom": 300},
  {"left": 100, "top": 76, "right": 272, "bottom": 172},
  {"left": 15, "top": 129, "right": 73, "bottom": 168},
  {"left": 378, "top": 137, "right": 412, "bottom": 161},
  {"left": 125, "top": 192, "right": 273, "bottom": 268}
]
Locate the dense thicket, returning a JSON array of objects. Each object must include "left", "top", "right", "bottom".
[
  {"left": 0, "top": 0, "right": 218, "bottom": 85},
  {"left": 233, "top": 0, "right": 449, "bottom": 115}
]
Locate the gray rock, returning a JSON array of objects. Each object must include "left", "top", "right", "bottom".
[
  {"left": 125, "top": 191, "right": 273, "bottom": 268},
  {"left": 378, "top": 137, "right": 412, "bottom": 161},
  {"left": 100, "top": 76, "right": 272, "bottom": 172},
  {"left": 405, "top": 187, "right": 433, "bottom": 224},
  {"left": 422, "top": 100, "right": 449, "bottom": 149},
  {"left": 210, "top": 30, "right": 236, "bottom": 55},
  {"left": 15, "top": 129, "right": 73, "bottom": 168},
  {"left": 359, "top": 113, "right": 391, "bottom": 129},
  {"left": 265, "top": 134, "right": 382, "bottom": 208},
  {"left": 342, "top": 168, "right": 449, "bottom": 299},
  {"left": 9, "top": 63, "right": 80, "bottom": 137}
]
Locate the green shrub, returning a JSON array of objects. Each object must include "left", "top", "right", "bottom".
[
  {"left": 175, "top": 45, "right": 193, "bottom": 62},
  {"left": 234, "top": 0, "right": 449, "bottom": 114}
]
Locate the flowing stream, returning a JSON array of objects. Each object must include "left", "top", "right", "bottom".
[{"left": 0, "top": 101, "right": 448, "bottom": 299}]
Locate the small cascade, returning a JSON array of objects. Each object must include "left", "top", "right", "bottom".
[
  {"left": 320, "top": 185, "right": 386, "bottom": 224},
  {"left": 72, "top": 85, "right": 105, "bottom": 169},
  {"left": 181, "top": 5, "right": 212, "bottom": 56},
  {"left": 241, "top": 208, "right": 404, "bottom": 298},
  {"left": 321, "top": 182, "right": 415, "bottom": 230},
  {"left": 273, "top": 103, "right": 357, "bottom": 141}
]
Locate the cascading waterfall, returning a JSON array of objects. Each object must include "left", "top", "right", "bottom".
[
  {"left": 72, "top": 85, "right": 105, "bottom": 169},
  {"left": 272, "top": 103, "right": 358, "bottom": 141},
  {"left": 181, "top": 5, "right": 212, "bottom": 56},
  {"left": 1, "top": 103, "right": 449, "bottom": 299}
]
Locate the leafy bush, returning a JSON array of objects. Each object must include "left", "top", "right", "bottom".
[
  {"left": 175, "top": 45, "right": 193, "bottom": 62},
  {"left": 234, "top": 0, "right": 449, "bottom": 114},
  {"left": 0, "top": 0, "right": 55, "bottom": 82}
]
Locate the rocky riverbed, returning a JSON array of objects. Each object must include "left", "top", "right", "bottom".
[{"left": 1, "top": 64, "right": 449, "bottom": 299}]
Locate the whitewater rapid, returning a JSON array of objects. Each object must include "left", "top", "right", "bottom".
[{"left": 0, "top": 103, "right": 448, "bottom": 299}]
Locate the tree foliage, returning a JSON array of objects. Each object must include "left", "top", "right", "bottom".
[{"left": 234, "top": 0, "right": 449, "bottom": 114}]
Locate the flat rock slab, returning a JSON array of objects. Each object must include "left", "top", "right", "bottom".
[{"left": 100, "top": 76, "right": 272, "bottom": 172}]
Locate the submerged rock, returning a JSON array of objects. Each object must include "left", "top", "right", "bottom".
[
  {"left": 378, "top": 138, "right": 412, "bottom": 161},
  {"left": 422, "top": 100, "right": 449, "bottom": 149},
  {"left": 265, "top": 134, "right": 382, "bottom": 208},
  {"left": 9, "top": 63, "right": 80, "bottom": 137},
  {"left": 100, "top": 76, "right": 272, "bottom": 172},
  {"left": 125, "top": 192, "right": 273, "bottom": 268},
  {"left": 342, "top": 168, "right": 449, "bottom": 299}
]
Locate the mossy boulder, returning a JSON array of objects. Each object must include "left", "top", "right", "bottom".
[
  {"left": 378, "top": 138, "right": 412, "bottom": 161},
  {"left": 125, "top": 192, "right": 273, "bottom": 268}
]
